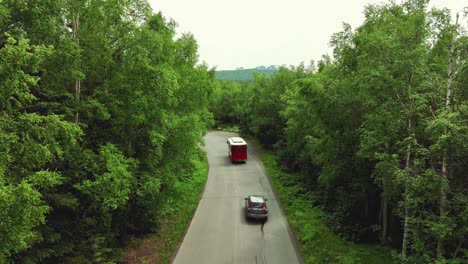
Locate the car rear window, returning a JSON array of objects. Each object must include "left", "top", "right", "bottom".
[{"left": 251, "top": 202, "right": 264, "bottom": 208}]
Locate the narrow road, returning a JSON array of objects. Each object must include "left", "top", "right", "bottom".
[{"left": 172, "top": 131, "right": 301, "bottom": 264}]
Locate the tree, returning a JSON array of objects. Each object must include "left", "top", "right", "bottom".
[
  {"left": 228, "top": 1, "right": 468, "bottom": 262},
  {"left": 2, "top": 1, "right": 217, "bottom": 261},
  {"left": 0, "top": 34, "right": 82, "bottom": 261}
]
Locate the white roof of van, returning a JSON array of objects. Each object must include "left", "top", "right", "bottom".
[{"left": 228, "top": 137, "right": 246, "bottom": 145}]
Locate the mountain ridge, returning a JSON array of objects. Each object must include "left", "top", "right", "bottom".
[
  {"left": 216, "top": 65, "right": 280, "bottom": 81},
  {"left": 234, "top": 65, "right": 280, "bottom": 71}
]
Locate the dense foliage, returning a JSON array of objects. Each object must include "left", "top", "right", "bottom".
[
  {"left": 0, "top": 0, "right": 215, "bottom": 262},
  {"left": 261, "top": 152, "right": 392, "bottom": 264},
  {"left": 213, "top": 1, "right": 467, "bottom": 263}
]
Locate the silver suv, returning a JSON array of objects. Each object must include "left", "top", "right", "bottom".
[{"left": 244, "top": 195, "right": 268, "bottom": 221}]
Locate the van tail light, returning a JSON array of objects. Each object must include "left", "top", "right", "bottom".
[
  {"left": 263, "top": 203, "right": 268, "bottom": 210},
  {"left": 248, "top": 202, "right": 252, "bottom": 210}
]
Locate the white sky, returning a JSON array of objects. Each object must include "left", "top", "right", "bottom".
[{"left": 148, "top": 0, "right": 467, "bottom": 70}]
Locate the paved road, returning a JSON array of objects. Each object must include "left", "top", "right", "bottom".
[{"left": 172, "top": 131, "right": 301, "bottom": 264}]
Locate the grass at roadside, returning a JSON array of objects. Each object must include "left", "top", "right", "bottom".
[
  {"left": 123, "top": 151, "right": 208, "bottom": 264},
  {"left": 261, "top": 152, "right": 394, "bottom": 264}
]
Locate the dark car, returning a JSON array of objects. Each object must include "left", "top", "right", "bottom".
[{"left": 244, "top": 195, "right": 268, "bottom": 221}]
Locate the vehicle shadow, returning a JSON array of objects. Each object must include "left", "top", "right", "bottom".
[
  {"left": 229, "top": 157, "right": 247, "bottom": 165},
  {"left": 217, "top": 155, "right": 246, "bottom": 167},
  {"left": 240, "top": 207, "right": 267, "bottom": 226}
]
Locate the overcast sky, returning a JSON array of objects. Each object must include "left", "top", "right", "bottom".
[{"left": 148, "top": 0, "right": 466, "bottom": 70}]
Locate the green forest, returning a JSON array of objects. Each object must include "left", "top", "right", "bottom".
[
  {"left": 1, "top": 0, "right": 215, "bottom": 262},
  {"left": 1, "top": 0, "right": 467, "bottom": 263},
  {"left": 211, "top": 1, "right": 467, "bottom": 263}
]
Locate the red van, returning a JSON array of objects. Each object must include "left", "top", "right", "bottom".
[{"left": 227, "top": 137, "right": 247, "bottom": 163}]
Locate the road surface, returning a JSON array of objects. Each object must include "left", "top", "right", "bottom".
[{"left": 172, "top": 130, "right": 301, "bottom": 264}]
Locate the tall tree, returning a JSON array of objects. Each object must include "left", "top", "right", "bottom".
[
  {"left": 0, "top": 34, "right": 82, "bottom": 262},
  {"left": 436, "top": 13, "right": 458, "bottom": 259},
  {"left": 231, "top": 1, "right": 468, "bottom": 262},
  {"left": 2, "top": 0, "right": 217, "bottom": 261}
]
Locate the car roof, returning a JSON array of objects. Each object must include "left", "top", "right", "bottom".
[{"left": 249, "top": 195, "right": 265, "bottom": 203}]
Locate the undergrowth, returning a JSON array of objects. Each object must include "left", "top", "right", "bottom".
[
  {"left": 123, "top": 150, "right": 208, "bottom": 264},
  {"left": 261, "top": 152, "right": 394, "bottom": 264}
]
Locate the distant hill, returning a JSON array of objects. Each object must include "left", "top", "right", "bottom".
[{"left": 216, "top": 65, "right": 280, "bottom": 82}]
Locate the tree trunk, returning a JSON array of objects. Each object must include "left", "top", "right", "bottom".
[
  {"left": 380, "top": 195, "right": 389, "bottom": 245},
  {"left": 437, "top": 153, "right": 448, "bottom": 258},
  {"left": 401, "top": 143, "right": 411, "bottom": 256},
  {"left": 75, "top": 79, "right": 81, "bottom": 124},
  {"left": 402, "top": 116, "right": 413, "bottom": 257},
  {"left": 437, "top": 13, "right": 458, "bottom": 259},
  {"left": 72, "top": 12, "right": 81, "bottom": 124}
]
